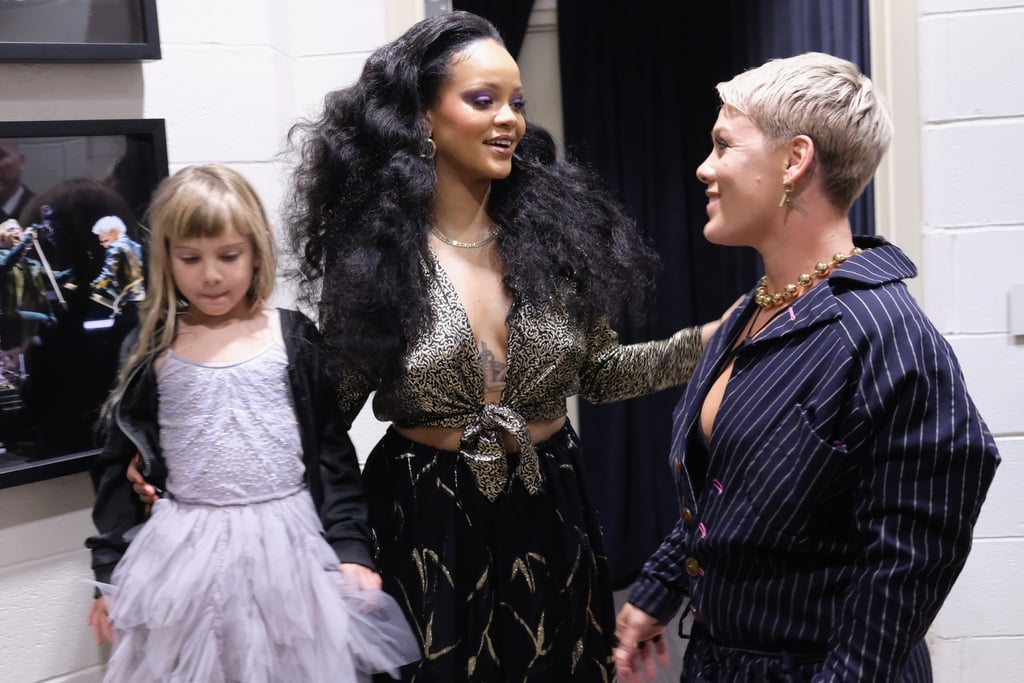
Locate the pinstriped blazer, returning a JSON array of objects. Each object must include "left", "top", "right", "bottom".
[{"left": 630, "top": 236, "right": 999, "bottom": 681}]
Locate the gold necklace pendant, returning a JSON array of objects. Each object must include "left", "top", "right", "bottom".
[
  {"left": 754, "top": 247, "right": 866, "bottom": 309},
  {"left": 430, "top": 226, "right": 499, "bottom": 249}
]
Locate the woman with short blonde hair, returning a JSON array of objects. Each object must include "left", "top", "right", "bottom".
[{"left": 614, "top": 53, "right": 999, "bottom": 683}]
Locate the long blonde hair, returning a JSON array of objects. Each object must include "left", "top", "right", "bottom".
[{"left": 104, "top": 164, "right": 278, "bottom": 412}]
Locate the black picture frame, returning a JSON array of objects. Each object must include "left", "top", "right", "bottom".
[
  {"left": 0, "top": 0, "right": 161, "bottom": 62},
  {"left": 0, "top": 118, "right": 168, "bottom": 489}
]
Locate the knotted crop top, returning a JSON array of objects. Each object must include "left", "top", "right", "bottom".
[{"left": 338, "top": 252, "right": 703, "bottom": 500}]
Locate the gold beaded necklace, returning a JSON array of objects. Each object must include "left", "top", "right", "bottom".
[{"left": 754, "top": 247, "right": 865, "bottom": 309}]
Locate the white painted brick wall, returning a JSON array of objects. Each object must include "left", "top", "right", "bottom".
[
  {"left": 919, "top": 9, "right": 1024, "bottom": 120},
  {"left": 142, "top": 48, "right": 294, "bottom": 163},
  {"left": 922, "top": 229, "right": 1024, "bottom": 333},
  {"left": 919, "top": 1, "right": 1024, "bottom": 681},
  {"left": 934, "top": 538, "right": 1024, "bottom": 637},
  {"left": 945, "top": 334, "right": 1024, "bottom": 450},
  {"left": 919, "top": 0, "right": 1024, "bottom": 14},
  {"left": 961, "top": 637, "right": 1024, "bottom": 683},
  {"left": 157, "top": 0, "right": 291, "bottom": 51},
  {"left": 291, "top": 53, "right": 374, "bottom": 119},
  {"left": 921, "top": 121, "right": 1024, "bottom": 229},
  {"left": 290, "top": 0, "right": 390, "bottom": 56},
  {"left": 0, "top": 1, "right": 395, "bottom": 680},
  {"left": 0, "top": 474, "right": 101, "bottom": 683},
  {"left": 970, "top": 438, "right": 1024, "bottom": 539}
]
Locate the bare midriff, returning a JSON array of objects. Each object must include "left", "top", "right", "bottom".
[{"left": 395, "top": 415, "right": 566, "bottom": 453}]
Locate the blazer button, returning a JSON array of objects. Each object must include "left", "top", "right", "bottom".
[
  {"left": 674, "top": 458, "right": 683, "bottom": 475},
  {"left": 682, "top": 507, "right": 695, "bottom": 528},
  {"left": 689, "top": 604, "right": 701, "bottom": 622},
  {"left": 685, "top": 557, "right": 701, "bottom": 577}
]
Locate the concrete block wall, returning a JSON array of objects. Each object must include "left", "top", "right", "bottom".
[{"left": 918, "top": 1, "right": 1024, "bottom": 681}]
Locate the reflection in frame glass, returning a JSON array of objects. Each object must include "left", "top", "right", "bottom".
[
  {"left": 0, "top": 118, "right": 167, "bottom": 488},
  {"left": 0, "top": 0, "right": 160, "bottom": 61}
]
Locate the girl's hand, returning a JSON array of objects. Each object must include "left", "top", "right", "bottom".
[
  {"left": 126, "top": 453, "right": 159, "bottom": 513},
  {"left": 340, "top": 562, "right": 383, "bottom": 591},
  {"left": 88, "top": 597, "right": 114, "bottom": 646}
]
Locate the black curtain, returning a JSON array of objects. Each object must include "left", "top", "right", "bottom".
[
  {"left": 733, "top": 1, "right": 876, "bottom": 234},
  {"left": 452, "top": 0, "right": 536, "bottom": 59},
  {"left": 557, "top": 0, "right": 874, "bottom": 587}
]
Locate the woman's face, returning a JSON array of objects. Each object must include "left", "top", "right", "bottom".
[
  {"left": 425, "top": 39, "right": 526, "bottom": 186},
  {"left": 696, "top": 106, "right": 789, "bottom": 248}
]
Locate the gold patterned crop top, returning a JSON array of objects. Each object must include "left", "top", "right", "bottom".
[{"left": 337, "top": 255, "right": 703, "bottom": 500}]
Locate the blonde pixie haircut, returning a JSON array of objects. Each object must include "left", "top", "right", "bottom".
[
  {"left": 105, "top": 164, "right": 277, "bottom": 412},
  {"left": 716, "top": 52, "right": 893, "bottom": 211}
]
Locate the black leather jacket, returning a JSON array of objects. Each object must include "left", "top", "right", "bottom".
[{"left": 85, "top": 308, "right": 372, "bottom": 584}]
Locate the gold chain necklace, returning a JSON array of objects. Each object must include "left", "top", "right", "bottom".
[
  {"left": 754, "top": 247, "right": 865, "bottom": 309},
  {"left": 430, "top": 226, "right": 499, "bottom": 249}
]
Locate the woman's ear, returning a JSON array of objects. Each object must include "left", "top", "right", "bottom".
[{"left": 783, "top": 135, "right": 815, "bottom": 184}]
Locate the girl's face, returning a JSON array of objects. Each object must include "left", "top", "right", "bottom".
[
  {"left": 169, "top": 221, "right": 258, "bottom": 323},
  {"left": 425, "top": 38, "right": 526, "bottom": 186},
  {"left": 696, "top": 106, "right": 790, "bottom": 249}
]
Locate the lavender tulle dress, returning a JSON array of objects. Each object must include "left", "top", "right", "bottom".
[{"left": 98, "top": 339, "right": 419, "bottom": 682}]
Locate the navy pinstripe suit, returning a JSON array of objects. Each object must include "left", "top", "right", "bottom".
[{"left": 630, "top": 237, "right": 999, "bottom": 682}]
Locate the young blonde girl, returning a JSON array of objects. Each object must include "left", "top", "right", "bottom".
[{"left": 85, "top": 164, "right": 418, "bottom": 681}]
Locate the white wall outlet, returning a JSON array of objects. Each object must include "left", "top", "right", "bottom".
[{"left": 1011, "top": 284, "right": 1024, "bottom": 336}]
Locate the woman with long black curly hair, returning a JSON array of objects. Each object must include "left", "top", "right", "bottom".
[{"left": 285, "top": 11, "right": 724, "bottom": 682}]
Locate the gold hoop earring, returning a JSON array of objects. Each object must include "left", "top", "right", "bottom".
[
  {"left": 778, "top": 182, "right": 794, "bottom": 207},
  {"left": 420, "top": 136, "right": 436, "bottom": 160}
]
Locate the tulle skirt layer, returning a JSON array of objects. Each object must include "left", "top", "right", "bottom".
[{"left": 99, "top": 489, "right": 419, "bottom": 683}]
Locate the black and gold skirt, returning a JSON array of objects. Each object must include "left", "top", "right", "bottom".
[{"left": 364, "top": 422, "right": 615, "bottom": 682}]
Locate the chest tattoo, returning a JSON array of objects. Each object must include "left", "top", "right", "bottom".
[{"left": 479, "top": 341, "right": 507, "bottom": 393}]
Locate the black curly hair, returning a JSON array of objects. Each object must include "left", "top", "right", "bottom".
[{"left": 286, "top": 10, "right": 658, "bottom": 381}]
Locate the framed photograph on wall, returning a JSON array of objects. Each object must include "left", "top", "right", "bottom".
[
  {"left": 0, "top": 118, "right": 167, "bottom": 488},
  {"left": 0, "top": 0, "right": 160, "bottom": 61}
]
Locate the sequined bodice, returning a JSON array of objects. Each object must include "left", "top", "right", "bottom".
[
  {"left": 339, "top": 252, "right": 704, "bottom": 499},
  {"left": 158, "top": 341, "right": 304, "bottom": 504}
]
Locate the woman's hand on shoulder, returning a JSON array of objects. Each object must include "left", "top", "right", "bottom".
[
  {"left": 340, "top": 562, "right": 383, "bottom": 591},
  {"left": 88, "top": 596, "right": 114, "bottom": 646},
  {"left": 700, "top": 294, "right": 745, "bottom": 346}
]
